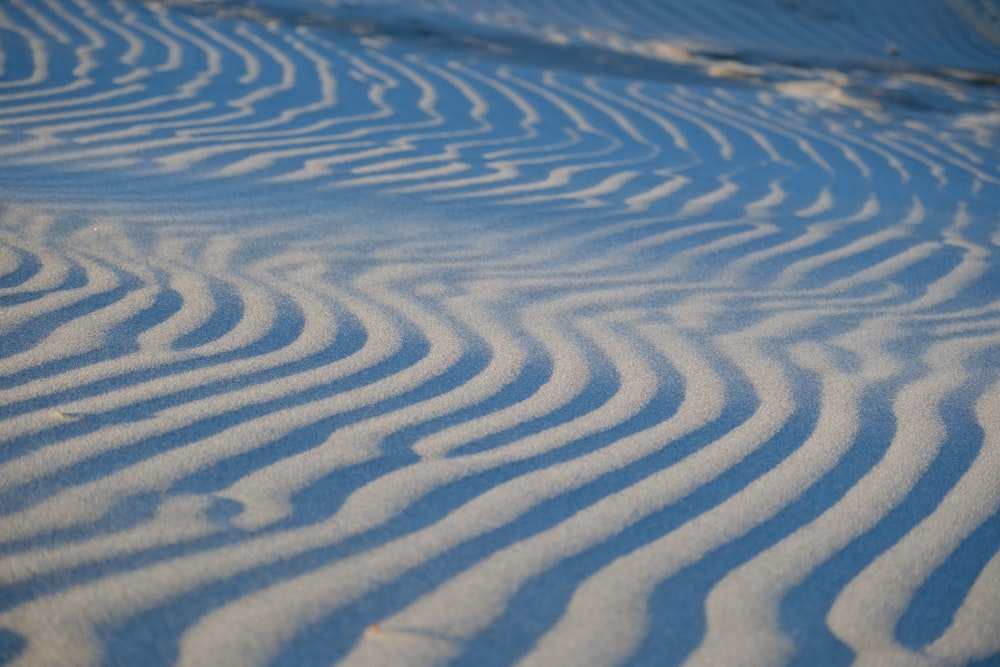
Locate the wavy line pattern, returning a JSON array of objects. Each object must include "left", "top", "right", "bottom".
[{"left": 1, "top": 0, "right": 999, "bottom": 665}]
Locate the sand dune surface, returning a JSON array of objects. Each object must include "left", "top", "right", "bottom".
[{"left": 1, "top": 0, "right": 999, "bottom": 665}]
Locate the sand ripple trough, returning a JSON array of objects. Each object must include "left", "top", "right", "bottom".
[{"left": 1, "top": 0, "right": 999, "bottom": 665}]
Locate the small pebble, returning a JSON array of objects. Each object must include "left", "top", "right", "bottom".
[{"left": 51, "top": 409, "right": 84, "bottom": 422}]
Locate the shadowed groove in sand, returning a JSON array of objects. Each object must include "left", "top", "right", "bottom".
[{"left": 1, "top": 0, "right": 1000, "bottom": 665}]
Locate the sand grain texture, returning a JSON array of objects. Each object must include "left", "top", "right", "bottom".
[{"left": 1, "top": 0, "right": 999, "bottom": 665}]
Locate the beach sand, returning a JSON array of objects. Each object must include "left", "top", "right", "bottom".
[{"left": 1, "top": 1, "right": 999, "bottom": 665}]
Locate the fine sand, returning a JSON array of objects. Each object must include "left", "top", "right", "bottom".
[{"left": 1, "top": 1, "right": 999, "bottom": 665}]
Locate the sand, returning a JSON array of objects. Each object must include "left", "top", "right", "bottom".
[{"left": 1, "top": 0, "right": 999, "bottom": 665}]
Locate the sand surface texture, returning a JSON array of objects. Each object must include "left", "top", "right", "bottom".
[{"left": 1, "top": 1, "right": 999, "bottom": 665}]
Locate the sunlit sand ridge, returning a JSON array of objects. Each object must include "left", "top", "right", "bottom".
[{"left": 1, "top": 0, "right": 999, "bottom": 665}]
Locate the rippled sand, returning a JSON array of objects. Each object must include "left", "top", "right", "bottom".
[{"left": 1, "top": 1, "right": 999, "bottom": 665}]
